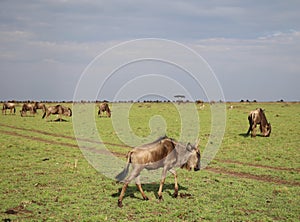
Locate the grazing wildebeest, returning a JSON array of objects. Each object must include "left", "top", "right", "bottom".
[
  {"left": 115, "top": 136, "right": 201, "bottom": 207},
  {"left": 42, "top": 104, "right": 72, "bottom": 121},
  {"left": 34, "top": 102, "right": 46, "bottom": 113},
  {"left": 247, "top": 108, "right": 271, "bottom": 137},
  {"left": 20, "top": 103, "right": 37, "bottom": 117},
  {"left": 2, "top": 102, "right": 16, "bottom": 115},
  {"left": 98, "top": 103, "right": 111, "bottom": 118}
]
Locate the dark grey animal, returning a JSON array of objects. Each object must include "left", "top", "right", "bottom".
[
  {"left": 98, "top": 103, "right": 111, "bottom": 118},
  {"left": 2, "top": 102, "right": 16, "bottom": 115},
  {"left": 116, "top": 136, "right": 201, "bottom": 207},
  {"left": 247, "top": 108, "right": 271, "bottom": 137},
  {"left": 42, "top": 104, "right": 72, "bottom": 121},
  {"left": 20, "top": 103, "right": 37, "bottom": 117}
]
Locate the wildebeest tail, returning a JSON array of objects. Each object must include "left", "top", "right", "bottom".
[
  {"left": 68, "top": 108, "right": 72, "bottom": 117},
  {"left": 42, "top": 110, "right": 46, "bottom": 119},
  {"left": 115, "top": 151, "right": 132, "bottom": 182}
]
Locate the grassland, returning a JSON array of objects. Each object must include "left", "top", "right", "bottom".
[{"left": 0, "top": 102, "right": 299, "bottom": 221}]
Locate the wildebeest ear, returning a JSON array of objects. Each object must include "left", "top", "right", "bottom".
[{"left": 186, "top": 143, "right": 193, "bottom": 152}]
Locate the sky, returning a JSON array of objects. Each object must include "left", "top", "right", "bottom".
[{"left": 0, "top": 0, "right": 299, "bottom": 102}]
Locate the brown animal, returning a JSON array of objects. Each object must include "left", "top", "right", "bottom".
[
  {"left": 2, "top": 102, "right": 16, "bottom": 115},
  {"left": 42, "top": 104, "right": 72, "bottom": 121},
  {"left": 115, "top": 136, "right": 201, "bottom": 207},
  {"left": 247, "top": 108, "right": 271, "bottom": 137},
  {"left": 34, "top": 102, "right": 46, "bottom": 113},
  {"left": 20, "top": 103, "right": 37, "bottom": 117},
  {"left": 98, "top": 103, "right": 111, "bottom": 118}
]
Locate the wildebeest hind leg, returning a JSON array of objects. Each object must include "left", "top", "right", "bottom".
[
  {"left": 251, "top": 124, "right": 257, "bottom": 137},
  {"left": 118, "top": 168, "right": 142, "bottom": 207},
  {"left": 118, "top": 183, "right": 128, "bottom": 207}
]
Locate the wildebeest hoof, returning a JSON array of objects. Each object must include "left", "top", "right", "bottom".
[
  {"left": 118, "top": 200, "right": 123, "bottom": 208},
  {"left": 143, "top": 196, "right": 149, "bottom": 201},
  {"left": 158, "top": 195, "right": 163, "bottom": 201},
  {"left": 173, "top": 192, "right": 178, "bottom": 198}
]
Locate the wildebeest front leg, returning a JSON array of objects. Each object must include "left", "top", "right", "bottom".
[
  {"left": 157, "top": 168, "right": 169, "bottom": 200},
  {"left": 169, "top": 169, "right": 178, "bottom": 198}
]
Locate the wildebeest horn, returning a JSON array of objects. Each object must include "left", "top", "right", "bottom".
[{"left": 195, "top": 138, "right": 200, "bottom": 148}]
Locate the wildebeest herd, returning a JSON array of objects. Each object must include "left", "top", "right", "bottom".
[
  {"left": 2, "top": 101, "right": 112, "bottom": 120},
  {"left": 2, "top": 101, "right": 72, "bottom": 121},
  {"left": 2, "top": 101, "right": 272, "bottom": 207}
]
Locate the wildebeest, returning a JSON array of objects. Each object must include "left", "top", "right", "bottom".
[
  {"left": 2, "top": 102, "right": 16, "bottom": 115},
  {"left": 42, "top": 104, "right": 72, "bottom": 121},
  {"left": 20, "top": 103, "right": 37, "bottom": 117},
  {"left": 115, "top": 136, "right": 201, "bottom": 207},
  {"left": 34, "top": 102, "right": 46, "bottom": 113},
  {"left": 247, "top": 108, "right": 271, "bottom": 137},
  {"left": 98, "top": 102, "right": 111, "bottom": 118}
]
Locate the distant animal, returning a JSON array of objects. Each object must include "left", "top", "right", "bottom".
[
  {"left": 20, "top": 103, "right": 37, "bottom": 117},
  {"left": 42, "top": 104, "right": 72, "bottom": 121},
  {"left": 2, "top": 102, "right": 16, "bottom": 115},
  {"left": 34, "top": 102, "right": 47, "bottom": 113},
  {"left": 98, "top": 103, "right": 111, "bottom": 117},
  {"left": 247, "top": 108, "right": 271, "bottom": 137},
  {"left": 115, "top": 136, "right": 201, "bottom": 207}
]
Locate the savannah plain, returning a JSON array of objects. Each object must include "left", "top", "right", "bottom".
[{"left": 0, "top": 102, "right": 299, "bottom": 221}]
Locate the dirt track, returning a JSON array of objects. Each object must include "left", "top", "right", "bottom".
[{"left": 1, "top": 123, "right": 299, "bottom": 186}]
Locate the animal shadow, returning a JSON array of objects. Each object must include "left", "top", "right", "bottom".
[
  {"left": 239, "top": 133, "right": 249, "bottom": 137},
  {"left": 239, "top": 133, "right": 265, "bottom": 138},
  {"left": 48, "top": 118, "right": 69, "bottom": 122},
  {"left": 112, "top": 182, "right": 188, "bottom": 200}
]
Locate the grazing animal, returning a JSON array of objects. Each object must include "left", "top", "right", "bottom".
[
  {"left": 20, "top": 103, "right": 37, "bottom": 117},
  {"left": 98, "top": 103, "right": 111, "bottom": 118},
  {"left": 34, "top": 102, "right": 47, "bottom": 113},
  {"left": 42, "top": 104, "right": 72, "bottom": 121},
  {"left": 116, "top": 136, "right": 201, "bottom": 207},
  {"left": 247, "top": 108, "right": 271, "bottom": 137},
  {"left": 2, "top": 102, "right": 16, "bottom": 115}
]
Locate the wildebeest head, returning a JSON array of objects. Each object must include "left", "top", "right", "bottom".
[
  {"left": 67, "top": 108, "right": 72, "bottom": 117},
  {"left": 264, "top": 122, "right": 271, "bottom": 137},
  {"left": 63, "top": 107, "right": 72, "bottom": 117},
  {"left": 180, "top": 141, "right": 201, "bottom": 171}
]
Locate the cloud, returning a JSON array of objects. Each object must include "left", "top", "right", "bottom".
[
  {"left": 0, "top": 1, "right": 299, "bottom": 101},
  {"left": 191, "top": 31, "right": 300, "bottom": 101}
]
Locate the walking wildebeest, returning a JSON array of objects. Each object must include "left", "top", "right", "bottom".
[
  {"left": 2, "top": 102, "right": 16, "bottom": 115},
  {"left": 20, "top": 103, "right": 37, "bottom": 117},
  {"left": 247, "top": 108, "right": 271, "bottom": 137},
  {"left": 115, "top": 136, "right": 201, "bottom": 207},
  {"left": 42, "top": 104, "right": 72, "bottom": 121},
  {"left": 98, "top": 102, "right": 111, "bottom": 118}
]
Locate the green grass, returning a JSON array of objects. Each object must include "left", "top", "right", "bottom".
[{"left": 0, "top": 102, "right": 299, "bottom": 221}]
